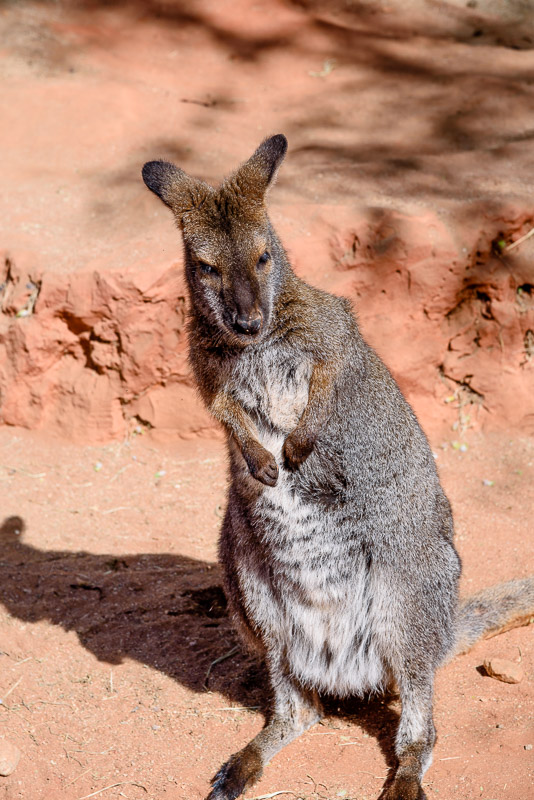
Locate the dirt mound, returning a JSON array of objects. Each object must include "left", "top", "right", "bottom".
[
  {"left": 2, "top": 206, "right": 533, "bottom": 442},
  {"left": 0, "top": 250, "right": 212, "bottom": 441},
  {"left": 327, "top": 206, "right": 534, "bottom": 436}
]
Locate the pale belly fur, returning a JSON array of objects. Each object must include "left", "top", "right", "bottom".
[
  {"left": 254, "top": 469, "right": 385, "bottom": 696},
  {"left": 234, "top": 353, "right": 386, "bottom": 696}
]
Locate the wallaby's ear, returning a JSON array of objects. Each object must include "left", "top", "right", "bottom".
[
  {"left": 142, "top": 160, "right": 209, "bottom": 222},
  {"left": 232, "top": 134, "right": 288, "bottom": 202}
]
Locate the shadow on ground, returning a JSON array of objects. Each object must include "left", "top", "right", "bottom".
[
  {"left": 0, "top": 514, "right": 400, "bottom": 783},
  {"left": 87, "top": 0, "right": 534, "bottom": 217},
  {"left": 6, "top": 0, "right": 534, "bottom": 208}
]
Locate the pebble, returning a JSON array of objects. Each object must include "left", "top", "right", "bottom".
[
  {"left": 482, "top": 657, "right": 523, "bottom": 684},
  {"left": 0, "top": 739, "right": 21, "bottom": 776}
]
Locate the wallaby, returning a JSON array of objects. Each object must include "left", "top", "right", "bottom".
[{"left": 142, "top": 135, "right": 534, "bottom": 800}]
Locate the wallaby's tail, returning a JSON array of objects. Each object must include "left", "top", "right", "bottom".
[{"left": 453, "top": 577, "right": 534, "bottom": 656}]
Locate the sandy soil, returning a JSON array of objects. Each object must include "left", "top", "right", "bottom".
[{"left": 0, "top": 425, "right": 533, "bottom": 800}]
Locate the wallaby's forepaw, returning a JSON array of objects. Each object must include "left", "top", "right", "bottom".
[
  {"left": 206, "top": 745, "right": 263, "bottom": 800},
  {"left": 381, "top": 775, "right": 427, "bottom": 800},
  {"left": 283, "top": 428, "right": 315, "bottom": 470},
  {"left": 244, "top": 442, "right": 279, "bottom": 486}
]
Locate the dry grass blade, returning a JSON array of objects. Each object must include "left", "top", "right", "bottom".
[
  {"left": 65, "top": 767, "right": 92, "bottom": 787},
  {"left": 13, "top": 657, "right": 32, "bottom": 667},
  {"left": 504, "top": 227, "right": 534, "bottom": 252},
  {"left": 0, "top": 676, "right": 23, "bottom": 701},
  {"left": 248, "top": 792, "right": 301, "bottom": 800},
  {"left": 76, "top": 782, "right": 147, "bottom": 799},
  {"left": 203, "top": 645, "right": 239, "bottom": 689},
  {"left": 108, "top": 464, "right": 131, "bottom": 484}
]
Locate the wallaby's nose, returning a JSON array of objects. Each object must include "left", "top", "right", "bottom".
[{"left": 234, "top": 312, "right": 262, "bottom": 335}]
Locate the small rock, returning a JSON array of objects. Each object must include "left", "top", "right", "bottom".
[
  {"left": 0, "top": 739, "right": 21, "bottom": 776},
  {"left": 482, "top": 657, "right": 523, "bottom": 684},
  {"left": 525, "top": 744, "right": 533, "bottom": 751}
]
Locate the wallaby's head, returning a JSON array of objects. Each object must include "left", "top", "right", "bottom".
[{"left": 142, "top": 134, "right": 288, "bottom": 346}]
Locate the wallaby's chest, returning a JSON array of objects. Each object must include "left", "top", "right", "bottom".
[
  {"left": 230, "top": 345, "right": 312, "bottom": 434},
  {"left": 226, "top": 346, "right": 386, "bottom": 696}
]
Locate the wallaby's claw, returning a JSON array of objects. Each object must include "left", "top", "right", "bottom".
[
  {"left": 283, "top": 429, "right": 315, "bottom": 470},
  {"left": 252, "top": 457, "right": 279, "bottom": 487},
  {"left": 206, "top": 760, "right": 239, "bottom": 800},
  {"left": 206, "top": 747, "right": 263, "bottom": 800},
  {"left": 244, "top": 443, "right": 279, "bottom": 487}
]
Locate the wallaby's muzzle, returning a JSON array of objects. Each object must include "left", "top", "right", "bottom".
[
  {"left": 224, "top": 272, "right": 268, "bottom": 340},
  {"left": 233, "top": 311, "right": 263, "bottom": 336}
]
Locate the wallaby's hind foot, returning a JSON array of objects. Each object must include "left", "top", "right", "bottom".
[
  {"left": 382, "top": 743, "right": 431, "bottom": 799},
  {"left": 383, "top": 669, "right": 435, "bottom": 800},
  {"left": 382, "top": 773, "right": 427, "bottom": 800},
  {"left": 207, "top": 744, "right": 263, "bottom": 800},
  {"left": 207, "top": 678, "right": 322, "bottom": 800}
]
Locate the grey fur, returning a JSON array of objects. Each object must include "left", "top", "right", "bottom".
[
  {"left": 142, "top": 136, "right": 534, "bottom": 800},
  {"left": 214, "top": 284, "right": 458, "bottom": 799}
]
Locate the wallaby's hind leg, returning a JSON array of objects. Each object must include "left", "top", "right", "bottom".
[
  {"left": 382, "top": 669, "right": 436, "bottom": 800},
  {"left": 207, "top": 666, "right": 322, "bottom": 800}
]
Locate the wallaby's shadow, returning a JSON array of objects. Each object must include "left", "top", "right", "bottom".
[
  {"left": 0, "top": 515, "right": 267, "bottom": 707},
  {"left": 0, "top": 514, "right": 400, "bottom": 786},
  {"left": 323, "top": 694, "right": 400, "bottom": 794}
]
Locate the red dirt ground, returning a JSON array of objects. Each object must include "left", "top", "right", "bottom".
[
  {"left": 1, "top": 1, "right": 533, "bottom": 799},
  {"left": 0, "top": 428, "right": 533, "bottom": 800}
]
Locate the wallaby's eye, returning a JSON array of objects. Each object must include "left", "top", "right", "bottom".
[
  {"left": 198, "top": 261, "right": 218, "bottom": 276},
  {"left": 257, "top": 251, "right": 270, "bottom": 268}
]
